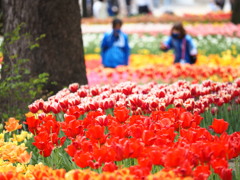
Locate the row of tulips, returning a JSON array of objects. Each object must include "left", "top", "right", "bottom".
[
  {"left": 24, "top": 106, "right": 239, "bottom": 179},
  {"left": 82, "top": 23, "right": 240, "bottom": 37},
  {"left": 0, "top": 163, "right": 191, "bottom": 180},
  {"left": 82, "top": 12, "right": 231, "bottom": 24},
  {"left": 85, "top": 51, "right": 240, "bottom": 69},
  {"left": 0, "top": 111, "right": 239, "bottom": 179},
  {"left": 28, "top": 79, "right": 240, "bottom": 132},
  {"left": 0, "top": 118, "right": 189, "bottom": 180},
  {"left": 87, "top": 63, "right": 240, "bottom": 86}
]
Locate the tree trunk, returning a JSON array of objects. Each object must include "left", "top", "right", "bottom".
[
  {"left": 82, "top": 0, "right": 93, "bottom": 17},
  {"left": 2, "top": 0, "right": 88, "bottom": 93},
  {"left": 231, "top": 0, "right": 240, "bottom": 24}
]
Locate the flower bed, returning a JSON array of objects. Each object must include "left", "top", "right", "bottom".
[
  {"left": 83, "top": 33, "right": 240, "bottom": 55},
  {"left": 85, "top": 53, "right": 240, "bottom": 86},
  {"left": 1, "top": 79, "right": 240, "bottom": 179},
  {"left": 82, "top": 12, "right": 231, "bottom": 24},
  {"left": 82, "top": 23, "right": 240, "bottom": 38},
  {"left": 29, "top": 79, "right": 240, "bottom": 132}
]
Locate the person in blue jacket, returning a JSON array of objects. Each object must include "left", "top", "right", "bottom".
[
  {"left": 101, "top": 18, "right": 130, "bottom": 68},
  {"left": 160, "top": 22, "right": 197, "bottom": 64}
]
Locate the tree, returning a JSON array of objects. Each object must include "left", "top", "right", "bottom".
[
  {"left": 231, "top": 0, "right": 240, "bottom": 24},
  {"left": 1, "top": 0, "right": 88, "bottom": 92},
  {"left": 0, "top": 0, "right": 88, "bottom": 120}
]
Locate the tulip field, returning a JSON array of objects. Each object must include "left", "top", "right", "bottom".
[{"left": 1, "top": 18, "right": 240, "bottom": 180}]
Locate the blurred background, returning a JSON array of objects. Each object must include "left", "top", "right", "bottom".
[{"left": 78, "top": 0, "right": 232, "bottom": 18}]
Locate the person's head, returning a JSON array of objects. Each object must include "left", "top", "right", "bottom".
[
  {"left": 171, "top": 22, "right": 186, "bottom": 39},
  {"left": 112, "top": 18, "right": 123, "bottom": 35}
]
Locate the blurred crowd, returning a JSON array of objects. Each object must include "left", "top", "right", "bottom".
[
  {"left": 86, "top": 0, "right": 173, "bottom": 18},
  {"left": 80, "top": 0, "right": 232, "bottom": 19}
]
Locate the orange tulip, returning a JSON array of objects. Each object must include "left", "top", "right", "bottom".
[{"left": 4, "top": 117, "right": 22, "bottom": 132}]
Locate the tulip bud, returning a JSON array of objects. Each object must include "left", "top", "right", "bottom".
[
  {"left": 28, "top": 104, "right": 39, "bottom": 113},
  {"left": 77, "top": 89, "right": 88, "bottom": 97},
  {"left": 43, "top": 102, "right": 51, "bottom": 113},
  {"left": 158, "top": 103, "right": 166, "bottom": 111},
  {"left": 150, "top": 100, "right": 158, "bottom": 109},
  {"left": 91, "top": 87, "right": 100, "bottom": 96},
  {"left": 211, "top": 107, "right": 218, "bottom": 115},
  {"left": 156, "top": 90, "right": 165, "bottom": 98},
  {"left": 227, "top": 106, "right": 232, "bottom": 112},
  {"left": 38, "top": 113, "right": 46, "bottom": 120},
  {"left": 95, "top": 115, "right": 108, "bottom": 126},
  {"left": 236, "top": 97, "right": 240, "bottom": 104},
  {"left": 69, "top": 83, "right": 79, "bottom": 92},
  {"left": 35, "top": 99, "right": 44, "bottom": 109},
  {"left": 173, "top": 99, "right": 183, "bottom": 108},
  {"left": 51, "top": 102, "right": 61, "bottom": 114},
  {"left": 122, "top": 86, "right": 133, "bottom": 95}
]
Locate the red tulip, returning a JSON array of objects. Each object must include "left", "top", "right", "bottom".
[
  {"left": 39, "top": 115, "right": 60, "bottom": 135},
  {"left": 66, "top": 106, "right": 84, "bottom": 119},
  {"left": 215, "top": 167, "right": 232, "bottom": 180},
  {"left": 138, "top": 157, "right": 152, "bottom": 170},
  {"left": 42, "top": 102, "right": 51, "bottom": 113},
  {"left": 69, "top": 83, "right": 79, "bottom": 93},
  {"left": 128, "top": 124, "right": 144, "bottom": 138},
  {"left": 209, "top": 118, "right": 229, "bottom": 134},
  {"left": 129, "top": 165, "right": 151, "bottom": 178},
  {"left": 173, "top": 99, "right": 183, "bottom": 108},
  {"left": 179, "top": 111, "right": 193, "bottom": 129},
  {"left": 227, "top": 132, "right": 240, "bottom": 159},
  {"left": 74, "top": 151, "right": 93, "bottom": 168},
  {"left": 65, "top": 144, "right": 77, "bottom": 157},
  {"left": 122, "top": 86, "right": 133, "bottom": 95},
  {"left": 102, "top": 162, "right": 118, "bottom": 172},
  {"left": 25, "top": 116, "right": 41, "bottom": 134},
  {"left": 32, "top": 131, "right": 54, "bottom": 157},
  {"left": 61, "top": 115, "right": 84, "bottom": 138},
  {"left": 68, "top": 96, "right": 81, "bottom": 106},
  {"left": 193, "top": 165, "right": 210, "bottom": 180},
  {"left": 114, "top": 105, "right": 129, "bottom": 123},
  {"left": 147, "top": 147, "right": 163, "bottom": 166},
  {"left": 142, "top": 130, "right": 156, "bottom": 146},
  {"left": 93, "top": 145, "right": 116, "bottom": 163},
  {"left": 210, "top": 158, "right": 228, "bottom": 171},
  {"left": 156, "top": 127, "right": 176, "bottom": 142},
  {"left": 163, "top": 148, "right": 187, "bottom": 168},
  {"left": 155, "top": 90, "right": 165, "bottom": 98},
  {"left": 86, "top": 125, "right": 106, "bottom": 142},
  {"left": 109, "top": 124, "right": 129, "bottom": 138},
  {"left": 38, "top": 113, "right": 46, "bottom": 120},
  {"left": 28, "top": 103, "right": 39, "bottom": 113},
  {"left": 95, "top": 115, "right": 108, "bottom": 126},
  {"left": 90, "top": 87, "right": 100, "bottom": 96},
  {"left": 77, "top": 88, "right": 88, "bottom": 97},
  {"left": 50, "top": 102, "right": 62, "bottom": 114}
]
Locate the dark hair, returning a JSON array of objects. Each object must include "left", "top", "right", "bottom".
[
  {"left": 171, "top": 22, "right": 186, "bottom": 39},
  {"left": 112, "top": 18, "right": 123, "bottom": 28}
]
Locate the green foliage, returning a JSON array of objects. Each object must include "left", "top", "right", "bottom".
[
  {"left": 0, "top": 58, "right": 49, "bottom": 122},
  {"left": 0, "top": 24, "right": 49, "bottom": 123},
  {"left": 201, "top": 103, "right": 240, "bottom": 134}
]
